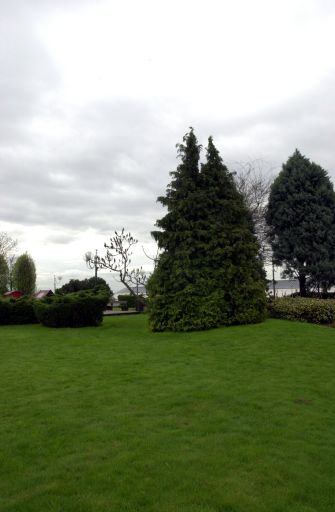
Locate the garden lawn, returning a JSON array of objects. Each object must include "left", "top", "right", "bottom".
[{"left": 1, "top": 316, "right": 335, "bottom": 512}]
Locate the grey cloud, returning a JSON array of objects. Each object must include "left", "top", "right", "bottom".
[
  {"left": 0, "top": 92, "right": 181, "bottom": 233},
  {"left": 44, "top": 232, "right": 79, "bottom": 244},
  {"left": 0, "top": 11, "right": 60, "bottom": 146},
  {"left": 201, "top": 74, "right": 335, "bottom": 179},
  {"left": 1, "top": 0, "right": 335, "bottom": 248},
  {"left": 2, "top": 78, "right": 335, "bottom": 239}
]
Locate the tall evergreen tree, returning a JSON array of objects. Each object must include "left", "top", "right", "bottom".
[
  {"left": 147, "top": 130, "right": 266, "bottom": 331},
  {"left": 266, "top": 150, "right": 335, "bottom": 295},
  {"left": 13, "top": 253, "right": 36, "bottom": 296},
  {"left": 0, "top": 254, "right": 9, "bottom": 294}
]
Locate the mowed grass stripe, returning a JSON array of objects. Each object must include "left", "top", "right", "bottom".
[{"left": 0, "top": 316, "right": 335, "bottom": 512}]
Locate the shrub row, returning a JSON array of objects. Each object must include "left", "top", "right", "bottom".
[
  {"left": 0, "top": 290, "right": 109, "bottom": 327},
  {"left": 290, "top": 291, "right": 335, "bottom": 299},
  {"left": 0, "top": 298, "right": 38, "bottom": 325},
  {"left": 268, "top": 297, "right": 335, "bottom": 324},
  {"left": 34, "top": 290, "right": 109, "bottom": 327}
]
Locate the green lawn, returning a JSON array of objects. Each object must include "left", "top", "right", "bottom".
[{"left": 1, "top": 316, "right": 335, "bottom": 512}]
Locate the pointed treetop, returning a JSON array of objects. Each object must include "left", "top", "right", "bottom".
[
  {"left": 206, "top": 136, "right": 223, "bottom": 164},
  {"left": 176, "top": 128, "right": 202, "bottom": 165}
]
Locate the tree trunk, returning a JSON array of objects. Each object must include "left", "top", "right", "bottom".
[{"left": 299, "top": 274, "right": 307, "bottom": 297}]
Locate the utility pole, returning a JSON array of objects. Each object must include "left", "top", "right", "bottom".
[
  {"left": 272, "top": 259, "right": 276, "bottom": 298},
  {"left": 94, "top": 249, "right": 98, "bottom": 284},
  {"left": 85, "top": 249, "right": 99, "bottom": 284},
  {"left": 54, "top": 275, "right": 62, "bottom": 293}
]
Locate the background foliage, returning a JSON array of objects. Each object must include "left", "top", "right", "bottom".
[{"left": 12, "top": 253, "right": 36, "bottom": 296}]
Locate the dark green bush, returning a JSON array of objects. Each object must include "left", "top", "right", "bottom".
[
  {"left": 119, "top": 301, "right": 128, "bottom": 311},
  {"left": 0, "top": 300, "right": 11, "bottom": 325},
  {"left": 117, "top": 294, "right": 145, "bottom": 310},
  {"left": 117, "top": 294, "right": 136, "bottom": 308},
  {"left": 34, "top": 290, "right": 109, "bottom": 328},
  {"left": 0, "top": 298, "right": 38, "bottom": 325},
  {"left": 57, "top": 277, "right": 112, "bottom": 295},
  {"left": 268, "top": 297, "right": 335, "bottom": 325}
]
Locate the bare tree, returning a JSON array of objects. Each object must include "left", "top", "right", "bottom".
[
  {"left": 85, "top": 229, "right": 148, "bottom": 309},
  {"left": 142, "top": 245, "right": 161, "bottom": 269},
  {"left": 7, "top": 254, "right": 17, "bottom": 291},
  {"left": 0, "top": 232, "right": 17, "bottom": 258},
  {"left": 233, "top": 160, "right": 274, "bottom": 264}
]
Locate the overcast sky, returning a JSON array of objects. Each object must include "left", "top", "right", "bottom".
[{"left": 1, "top": 0, "right": 335, "bottom": 291}]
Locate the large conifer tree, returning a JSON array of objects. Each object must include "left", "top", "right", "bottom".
[
  {"left": 147, "top": 130, "right": 266, "bottom": 331},
  {"left": 266, "top": 150, "right": 335, "bottom": 295}
]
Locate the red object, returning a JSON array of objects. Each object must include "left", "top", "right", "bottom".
[{"left": 3, "top": 290, "right": 23, "bottom": 299}]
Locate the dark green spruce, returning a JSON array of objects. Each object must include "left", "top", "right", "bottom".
[
  {"left": 147, "top": 130, "right": 266, "bottom": 331},
  {"left": 266, "top": 150, "right": 335, "bottom": 295}
]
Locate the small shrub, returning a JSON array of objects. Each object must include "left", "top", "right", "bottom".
[
  {"left": 117, "top": 294, "right": 146, "bottom": 310},
  {"left": 268, "top": 297, "right": 335, "bottom": 325},
  {"left": 34, "top": 290, "right": 109, "bottom": 328},
  {"left": 0, "top": 298, "right": 38, "bottom": 325},
  {"left": 118, "top": 294, "right": 137, "bottom": 308},
  {"left": 119, "top": 301, "right": 129, "bottom": 311}
]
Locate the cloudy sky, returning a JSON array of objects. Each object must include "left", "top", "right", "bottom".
[{"left": 1, "top": 0, "right": 335, "bottom": 291}]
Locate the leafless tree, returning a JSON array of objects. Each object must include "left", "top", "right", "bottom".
[
  {"left": 0, "top": 233, "right": 18, "bottom": 291},
  {"left": 142, "top": 245, "right": 161, "bottom": 269},
  {"left": 7, "top": 254, "right": 17, "bottom": 291},
  {"left": 233, "top": 160, "right": 274, "bottom": 264},
  {"left": 0, "top": 232, "right": 17, "bottom": 258},
  {"left": 85, "top": 229, "right": 148, "bottom": 308}
]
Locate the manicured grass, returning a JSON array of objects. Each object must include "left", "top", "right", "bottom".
[{"left": 1, "top": 316, "right": 335, "bottom": 512}]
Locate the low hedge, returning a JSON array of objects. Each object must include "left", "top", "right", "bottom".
[
  {"left": 34, "top": 290, "right": 109, "bottom": 328},
  {"left": 290, "top": 291, "right": 335, "bottom": 299},
  {"left": 268, "top": 297, "right": 335, "bottom": 325},
  {"left": 0, "top": 298, "right": 38, "bottom": 325}
]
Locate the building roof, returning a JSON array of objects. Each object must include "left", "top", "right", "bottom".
[
  {"left": 118, "top": 285, "right": 147, "bottom": 296},
  {"left": 34, "top": 289, "right": 54, "bottom": 299},
  {"left": 267, "top": 279, "right": 299, "bottom": 290},
  {"left": 3, "top": 290, "right": 23, "bottom": 297}
]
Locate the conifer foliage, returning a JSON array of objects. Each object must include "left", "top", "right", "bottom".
[
  {"left": 266, "top": 150, "right": 335, "bottom": 295},
  {"left": 147, "top": 129, "right": 266, "bottom": 331}
]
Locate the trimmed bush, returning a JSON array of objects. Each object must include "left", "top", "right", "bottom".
[
  {"left": 268, "top": 297, "right": 335, "bottom": 325},
  {"left": 0, "top": 298, "right": 38, "bottom": 325},
  {"left": 34, "top": 290, "right": 109, "bottom": 328}
]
